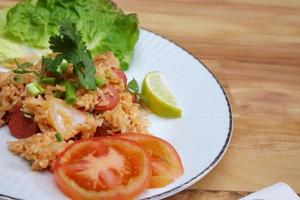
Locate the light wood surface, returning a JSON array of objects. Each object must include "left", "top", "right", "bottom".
[
  {"left": 1, "top": 0, "right": 300, "bottom": 199},
  {"left": 111, "top": 0, "right": 300, "bottom": 198}
]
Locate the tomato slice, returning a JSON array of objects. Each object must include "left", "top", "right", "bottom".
[
  {"left": 95, "top": 84, "right": 119, "bottom": 112},
  {"left": 54, "top": 138, "right": 151, "bottom": 200},
  {"left": 117, "top": 133, "right": 184, "bottom": 188}
]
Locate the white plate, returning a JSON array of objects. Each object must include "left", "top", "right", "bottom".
[{"left": 0, "top": 29, "right": 232, "bottom": 200}]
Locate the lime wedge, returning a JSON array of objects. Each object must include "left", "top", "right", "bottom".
[{"left": 141, "top": 72, "right": 182, "bottom": 118}]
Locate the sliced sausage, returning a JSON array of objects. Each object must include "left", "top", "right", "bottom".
[
  {"left": 111, "top": 67, "right": 127, "bottom": 86},
  {"left": 94, "top": 123, "right": 121, "bottom": 137},
  {"left": 94, "top": 123, "right": 111, "bottom": 137},
  {"left": 8, "top": 109, "right": 39, "bottom": 139},
  {"left": 94, "top": 84, "right": 119, "bottom": 112}
]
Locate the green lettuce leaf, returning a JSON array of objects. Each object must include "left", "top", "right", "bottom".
[{"left": 0, "top": 0, "right": 139, "bottom": 70}]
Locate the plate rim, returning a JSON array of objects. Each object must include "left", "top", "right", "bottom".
[{"left": 139, "top": 28, "right": 233, "bottom": 200}]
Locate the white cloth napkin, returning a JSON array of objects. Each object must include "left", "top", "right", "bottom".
[{"left": 239, "top": 182, "right": 299, "bottom": 200}]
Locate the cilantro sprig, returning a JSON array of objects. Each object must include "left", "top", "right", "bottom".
[
  {"left": 12, "top": 59, "right": 38, "bottom": 76},
  {"left": 49, "top": 20, "right": 97, "bottom": 90},
  {"left": 128, "top": 78, "right": 146, "bottom": 101},
  {"left": 11, "top": 21, "right": 105, "bottom": 103},
  {"left": 128, "top": 78, "right": 139, "bottom": 94}
]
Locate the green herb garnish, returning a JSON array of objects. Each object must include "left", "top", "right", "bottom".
[
  {"left": 22, "top": 111, "right": 33, "bottom": 118},
  {"left": 26, "top": 82, "right": 44, "bottom": 96},
  {"left": 13, "top": 68, "right": 34, "bottom": 75},
  {"left": 49, "top": 20, "right": 97, "bottom": 90},
  {"left": 65, "top": 81, "right": 77, "bottom": 105},
  {"left": 55, "top": 133, "right": 63, "bottom": 142},
  {"left": 128, "top": 78, "right": 139, "bottom": 94},
  {"left": 40, "top": 77, "right": 56, "bottom": 85},
  {"left": 40, "top": 56, "right": 52, "bottom": 78},
  {"left": 15, "top": 59, "right": 33, "bottom": 69},
  {"left": 95, "top": 76, "right": 106, "bottom": 88},
  {"left": 13, "top": 59, "right": 39, "bottom": 76},
  {"left": 13, "top": 76, "right": 22, "bottom": 82},
  {"left": 53, "top": 91, "right": 65, "bottom": 99},
  {"left": 128, "top": 78, "right": 146, "bottom": 101}
]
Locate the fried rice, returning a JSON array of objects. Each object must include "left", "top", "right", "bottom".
[{"left": 0, "top": 52, "right": 149, "bottom": 170}]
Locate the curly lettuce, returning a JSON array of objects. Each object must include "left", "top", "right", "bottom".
[{"left": 0, "top": 0, "right": 139, "bottom": 70}]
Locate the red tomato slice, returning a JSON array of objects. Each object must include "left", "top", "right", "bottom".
[
  {"left": 111, "top": 67, "right": 127, "bottom": 86},
  {"left": 117, "top": 133, "right": 184, "bottom": 188},
  {"left": 95, "top": 84, "right": 119, "bottom": 112},
  {"left": 8, "top": 107, "right": 39, "bottom": 139},
  {"left": 54, "top": 138, "right": 151, "bottom": 200}
]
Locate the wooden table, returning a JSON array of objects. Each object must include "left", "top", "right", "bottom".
[
  {"left": 1, "top": 0, "right": 300, "bottom": 199},
  {"left": 113, "top": 0, "right": 300, "bottom": 199}
]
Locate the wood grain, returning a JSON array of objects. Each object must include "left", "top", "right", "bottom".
[
  {"left": 113, "top": 0, "right": 300, "bottom": 198},
  {"left": 166, "top": 189, "right": 249, "bottom": 200},
  {"left": 1, "top": 0, "right": 300, "bottom": 199}
]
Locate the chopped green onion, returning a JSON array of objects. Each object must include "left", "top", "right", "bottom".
[
  {"left": 40, "top": 77, "right": 56, "bottom": 85},
  {"left": 95, "top": 76, "right": 106, "bottom": 88},
  {"left": 58, "top": 80, "right": 66, "bottom": 86},
  {"left": 65, "top": 81, "right": 77, "bottom": 105},
  {"left": 22, "top": 111, "right": 33, "bottom": 118},
  {"left": 13, "top": 76, "right": 22, "bottom": 82},
  {"left": 13, "top": 60, "right": 33, "bottom": 69},
  {"left": 40, "top": 56, "right": 52, "bottom": 77},
  {"left": 35, "top": 83, "right": 45, "bottom": 93},
  {"left": 19, "top": 62, "right": 33, "bottom": 68},
  {"left": 26, "top": 83, "right": 44, "bottom": 96},
  {"left": 55, "top": 133, "right": 63, "bottom": 142},
  {"left": 13, "top": 68, "right": 31, "bottom": 74},
  {"left": 53, "top": 91, "right": 65, "bottom": 99},
  {"left": 13, "top": 68, "right": 39, "bottom": 76}
]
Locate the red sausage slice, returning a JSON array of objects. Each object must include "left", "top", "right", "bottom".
[
  {"left": 94, "top": 84, "right": 119, "bottom": 112},
  {"left": 111, "top": 67, "right": 127, "bottom": 86},
  {"left": 94, "top": 123, "right": 111, "bottom": 137},
  {"left": 94, "top": 122, "right": 122, "bottom": 137},
  {"left": 9, "top": 104, "right": 22, "bottom": 114},
  {"left": 8, "top": 109, "right": 39, "bottom": 139},
  {"left": 2, "top": 104, "right": 22, "bottom": 123}
]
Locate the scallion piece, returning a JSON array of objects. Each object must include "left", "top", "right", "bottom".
[
  {"left": 55, "top": 133, "right": 63, "bottom": 142},
  {"left": 40, "top": 77, "right": 56, "bottom": 85},
  {"left": 95, "top": 76, "right": 106, "bottom": 88},
  {"left": 65, "top": 81, "right": 77, "bottom": 105},
  {"left": 53, "top": 91, "right": 65, "bottom": 99},
  {"left": 19, "top": 62, "right": 33, "bottom": 68},
  {"left": 26, "top": 83, "right": 44, "bottom": 96},
  {"left": 13, "top": 76, "right": 22, "bottom": 82},
  {"left": 58, "top": 80, "right": 66, "bottom": 86},
  {"left": 22, "top": 111, "right": 33, "bottom": 118},
  {"left": 35, "top": 83, "right": 45, "bottom": 93}
]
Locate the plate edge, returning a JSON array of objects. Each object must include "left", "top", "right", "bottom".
[
  {"left": 0, "top": 28, "right": 233, "bottom": 200},
  {"left": 139, "top": 28, "right": 233, "bottom": 200}
]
